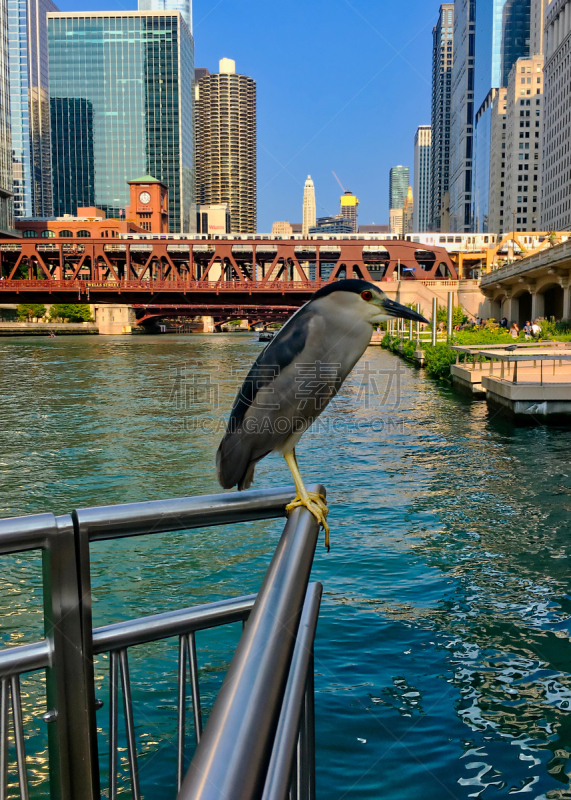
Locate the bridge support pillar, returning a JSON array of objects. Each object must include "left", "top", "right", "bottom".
[
  {"left": 93, "top": 305, "right": 137, "bottom": 335},
  {"left": 562, "top": 282, "right": 571, "bottom": 320},
  {"left": 531, "top": 291, "right": 544, "bottom": 321},
  {"left": 202, "top": 316, "right": 215, "bottom": 333}
]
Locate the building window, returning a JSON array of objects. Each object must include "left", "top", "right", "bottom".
[
  {"left": 41, "top": 230, "right": 55, "bottom": 238},
  {"left": 23, "top": 230, "right": 38, "bottom": 237},
  {"left": 59, "top": 230, "right": 74, "bottom": 238},
  {"left": 76, "top": 230, "right": 91, "bottom": 238}
]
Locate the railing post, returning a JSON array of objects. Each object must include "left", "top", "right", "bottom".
[
  {"left": 431, "top": 297, "right": 437, "bottom": 346},
  {"left": 42, "top": 514, "right": 100, "bottom": 800},
  {"left": 178, "top": 498, "right": 323, "bottom": 800}
]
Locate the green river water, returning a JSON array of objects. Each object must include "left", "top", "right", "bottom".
[{"left": 1, "top": 333, "right": 571, "bottom": 799}]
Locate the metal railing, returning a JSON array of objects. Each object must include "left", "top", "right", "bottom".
[{"left": 0, "top": 486, "right": 324, "bottom": 800}]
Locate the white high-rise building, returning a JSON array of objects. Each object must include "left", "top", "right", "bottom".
[
  {"left": 541, "top": 0, "right": 571, "bottom": 231},
  {"left": 138, "top": 0, "right": 191, "bottom": 30},
  {"left": 413, "top": 125, "right": 432, "bottom": 232},
  {"left": 302, "top": 175, "right": 316, "bottom": 236}
]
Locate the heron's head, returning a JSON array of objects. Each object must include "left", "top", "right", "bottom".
[{"left": 311, "top": 279, "right": 429, "bottom": 326}]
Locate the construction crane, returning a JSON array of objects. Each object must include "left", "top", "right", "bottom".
[{"left": 332, "top": 171, "right": 347, "bottom": 193}]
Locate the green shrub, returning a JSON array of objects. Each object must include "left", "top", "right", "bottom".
[
  {"left": 16, "top": 303, "right": 46, "bottom": 321},
  {"left": 381, "top": 332, "right": 392, "bottom": 348},
  {"left": 452, "top": 328, "right": 514, "bottom": 346},
  {"left": 423, "top": 343, "right": 458, "bottom": 380},
  {"left": 401, "top": 340, "right": 417, "bottom": 361},
  {"left": 49, "top": 304, "right": 93, "bottom": 323}
]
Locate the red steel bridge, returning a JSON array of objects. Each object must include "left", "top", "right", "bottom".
[{"left": 0, "top": 236, "right": 457, "bottom": 307}]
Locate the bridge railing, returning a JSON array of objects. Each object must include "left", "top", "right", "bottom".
[{"left": 0, "top": 487, "right": 323, "bottom": 800}]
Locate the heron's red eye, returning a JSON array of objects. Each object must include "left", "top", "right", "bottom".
[{"left": 361, "top": 290, "right": 373, "bottom": 301}]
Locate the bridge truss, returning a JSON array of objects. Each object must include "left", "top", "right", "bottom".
[{"left": 0, "top": 237, "right": 457, "bottom": 307}]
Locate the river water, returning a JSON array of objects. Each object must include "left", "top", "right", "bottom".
[{"left": 2, "top": 334, "right": 571, "bottom": 799}]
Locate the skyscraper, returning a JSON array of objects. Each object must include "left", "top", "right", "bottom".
[
  {"left": 503, "top": 55, "right": 543, "bottom": 232},
  {"left": 449, "top": 0, "right": 475, "bottom": 232},
  {"left": 302, "top": 175, "right": 316, "bottom": 235},
  {"left": 195, "top": 58, "right": 256, "bottom": 233},
  {"left": 487, "top": 87, "right": 507, "bottom": 233},
  {"left": 48, "top": 11, "right": 194, "bottom": 232},
  {"left": 340, "top": 190, "right": 358, "bottom": 232},
  {"left": 138, "top": 0, "right": 191, "bottom": 31},
  {"left": 402, "top": 186, "right": 414, "bottom": 235},
  {"left": 473, "top": 88, "right": 498, "bottom": 232},
  {"left": 501, "top": 0, "right": 531, "bottom": 86},
  {"left": 389, "top": 166, "right": 409, "bottom": 210},
  {"left": 430, "top": 3, "right": 454, "bottom": 232},
  {"left": 0, "top": 0, "right": 13, "bottom": 234},
  {"left": 8, "top": 0, "right": 57, "bottom": 219},
  {"left": 474, "top": 0, "right": 509, "bottom": 112},
  {"left": 541, "top": 0, "right": 570, "bottom": 231},
  {"left": 413, "top": 125, "right": 432, "bottom": 232},
  {"left": 530, "top": 0, "right": 547, "bottom": 55}
]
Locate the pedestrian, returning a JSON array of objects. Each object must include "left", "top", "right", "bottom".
[
  {"left": 509, "top": 322, "right": 519, "bottom": 339},
  {"left": 500, "top": 316, "right": 508, "bottom": 328},
  {"left": 531, "top": 320, "right": 541, "bottom": 338},
  {"left": 523, "top": 320, "right": 532, "bottom": 339}
]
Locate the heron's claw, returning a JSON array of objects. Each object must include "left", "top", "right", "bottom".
[{"left": 286, "top": 492, "right": 330, "bottom": 551}]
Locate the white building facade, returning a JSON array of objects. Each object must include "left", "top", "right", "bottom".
[
  {"left": 413, "top": 125, "right": 432, "bottom": 232},
  {"left": 302, "top": 175, "right": 316, "bottom": 236},
  {"left": 541, "top": 0, "right": 571, "bottom": 231}
]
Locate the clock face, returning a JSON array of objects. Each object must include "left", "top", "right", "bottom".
[{"left": 139, "top": 191, "right": 151, "bottom": 205}]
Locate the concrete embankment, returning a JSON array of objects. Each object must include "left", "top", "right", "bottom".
[{"left": 0, "top": 322, "right": 99, "bottom": 336}]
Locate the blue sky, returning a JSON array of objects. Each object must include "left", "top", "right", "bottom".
[{"left": 56, "top": 0, "right": 437, "bottom": 231}]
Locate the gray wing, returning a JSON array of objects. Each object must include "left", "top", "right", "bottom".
[{"left": 216, "top": 306, "right": 367, "bottom": 490}]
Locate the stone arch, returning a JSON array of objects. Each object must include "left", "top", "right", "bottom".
[
  {"left": 514, "top": 291, "right": 532, "bottom": 328},
  {"left": 541, "top": 283, "right": 564, "bottom": 320}
]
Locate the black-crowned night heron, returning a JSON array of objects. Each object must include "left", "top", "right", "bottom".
[{"left": 217, "top": 279, "right": 428, "bottom": 549}]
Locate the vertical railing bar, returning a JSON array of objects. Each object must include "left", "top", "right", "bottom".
[
  {"left": 296, "top": 720, "right": 304, "bottom": 800},
  {"left": 306, "top": 655, "right": 316, "bottom": 800},
  {"left": 186, "top": 633, "right": 203, "bottom": 743},
  {"left": 118, "top": 649, "right": 141, "bottom": 800},
  {"left": 299, "top": 693, "right": 309, "bottom": 800},
  {"left": 0, "top": 678, "right": 8, "bottom": 800},
  {"left": 177, "top": 635, "right": 188, "bottom": 791},
  {"left": 10, "top": 676, "right": 29, "bottom": 800},
  {"left": 109, "top": 652, "right": 119, "bottom": 800},
  {"left": 289, "top": 745, "right": 298, "bottom": 800}
]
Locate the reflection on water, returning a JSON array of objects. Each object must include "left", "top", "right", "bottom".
[{"left": 1, "top": 334, "right": 571, "bottom": 799}]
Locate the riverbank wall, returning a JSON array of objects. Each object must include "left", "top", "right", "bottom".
[{"left": 0, "top": 322, "right": 99, "bottom": 336}]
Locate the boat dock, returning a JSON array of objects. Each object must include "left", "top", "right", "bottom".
[{"left": 451, "top": 343, "right": 571, "bottom": 419}]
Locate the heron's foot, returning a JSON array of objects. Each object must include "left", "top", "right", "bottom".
[{"left": 286, "top": 492, "right": 330, "bottom": 551}]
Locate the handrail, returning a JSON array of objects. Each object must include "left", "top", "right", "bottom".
[
  {"left": 178, "top": 489, "right": 325, "bottom": 800},
  {"left": 0, "top": 487, "right": 324, "bottom": 800},
  {"left": 0, "top": 595, "right": 257, "bottom": 679}
]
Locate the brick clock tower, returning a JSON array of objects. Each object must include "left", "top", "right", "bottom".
[{"left": 126, "top": 176, "right": 169, "bottom": 233}]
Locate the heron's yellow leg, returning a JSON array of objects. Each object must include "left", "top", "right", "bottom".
[{"left": 283, "top": 450, "right": 330, "bottom": 551}]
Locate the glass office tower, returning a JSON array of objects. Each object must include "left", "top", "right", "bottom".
[
  {"left": 474, "top": 0, "right": 509, "bottom": 112},
  {"left": 430, "top": 3, "right": 454, "bottom": 232},
  {"left": 8, "top": 0, "right": 57, "bottom": 219},
  {"left": 501, "top": 0, "right": 531, "bottom": 85},
  {"left": 138, "top": 0, "right": 191, "bottom": 32},
  {"left": 473, "top": 88, "right": 497, "bottom": 231},
  {"left": 48, "top": 12, "right": 194, "bottom": 232},
  {"left": 0, "top": 0, "right": 13, "bottom": 234},
  {"left": 389, "top": 166, "right": 409, "bottom": 210}
]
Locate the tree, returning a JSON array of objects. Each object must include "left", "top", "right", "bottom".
[
  {"left": 48, "top": 304, "right": 94, "bottom": 322},
  {"left": 16, "top": 304, "right": 46, "bottom": 321},
  {"left": 436, "top": 304, "right": 468, "bottom": 328}
]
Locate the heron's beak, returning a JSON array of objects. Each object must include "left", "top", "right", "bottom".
[{"left": 380, "top": 298, "right": 429, "bottom": 323}]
